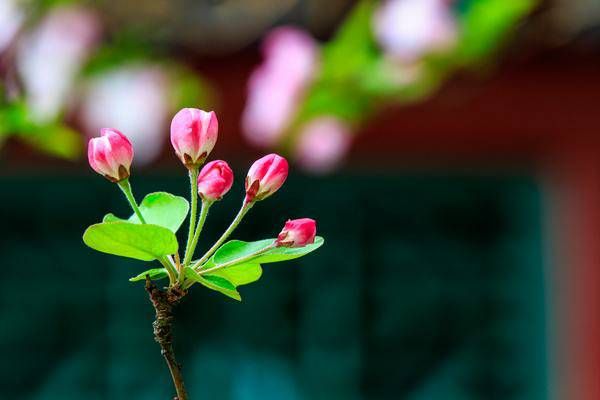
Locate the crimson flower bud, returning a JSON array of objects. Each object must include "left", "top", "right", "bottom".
[
  {"left": 170, "top": 108, "right": 218, "bottom": 168},
  {"left": 276, "top": 218, "right": 317, "bottom": 247},
  {"left": 197, "top": 160, "right": 234, "bottom": 201},
  {"left": 245, "top": 153, "right": 289, "bottom": 203},
  {"left": 88, "top": 128, "right": 134, "bottom": 182}
]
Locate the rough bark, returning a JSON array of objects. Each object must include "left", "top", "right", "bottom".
[{"left": 145, "top": 277, "right": 188, "bottom": 400}]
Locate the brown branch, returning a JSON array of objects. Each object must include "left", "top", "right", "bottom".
[{"left": 145, "top": 277, "right": 188, "bottom": 400}]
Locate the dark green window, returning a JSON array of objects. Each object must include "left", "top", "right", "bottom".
[{"left": 0, "top": 173, "right": 548, "bottom": 399}]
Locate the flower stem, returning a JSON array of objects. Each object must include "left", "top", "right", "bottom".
[
  {"left": 182, "top": 200, "right": 212, "bottom": 268},
  {"left": 117, "top": 179, "right": 178, "bottom": 283},
  {"left": 183, "top": 168, "right": 200, "bottom": 271},
  {"left": 191, "top": 201, "right": 254, "bottom": 271},
  {"left": 118, "top": 179, "right": 146, "bottom": 223}
]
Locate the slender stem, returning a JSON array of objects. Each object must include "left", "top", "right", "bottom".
[
  {"left": 118, "top": 179, "right": 146, "bottom": 223},
  {"left": 182, "top": 200, "right": 212, "bottom": 268},
  {"left": 190, "top": 201, "right": 254, "bottom": 271},
  {"left": 199, "top": 242, "right": 276, "bottom": 275},
  {"left": 159, "top": 258, "right": 178, "bottom": 284},
  {"left": 117, "top": 179, "right": 178, "bottom": 283},
  {"left": 183, "top": 168, "right": 199, "bottom": 270}
]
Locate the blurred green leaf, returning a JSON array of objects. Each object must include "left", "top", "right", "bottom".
[
  {"left": 83, "top": 222, "right": 178, "bottom": 261},
  {"left": 321, "top": 0, "right": 379, "bottom": 81},
  {"left": 0, "top": 100, "right": 83, "bottom": 160},
  {"left": 168, "top": 65, "right": 213, "bottom": 112},
  {"left": 455, "top": 0, "right": 537, "bottom": 63},
  {"left": 129, "top": 268, "right": 169, "bottom": 282},
  {"left": 21, "top": 124, "right": 82, "bottom": 160},
  {"left": 103, "top": 192, "right": 189, "bottom": 233},
  {"left": 290, "top": 0, "right": 537, "bottom": 133},
  {"left": 82, "top": 39, "right": 153, "bottom": 77},
  {"left": 296, "top": 83, "right": 373, "bottom": 124}
]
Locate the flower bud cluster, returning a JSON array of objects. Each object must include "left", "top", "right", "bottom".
[{"left": 87, "top": 108, "right": 318, "bottom": 247}]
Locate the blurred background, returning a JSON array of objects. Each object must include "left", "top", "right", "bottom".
[{"left": 1, "top": 0, "right": 599, "bottom": 399}]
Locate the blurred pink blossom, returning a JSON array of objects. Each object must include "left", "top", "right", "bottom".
[
  {"left": 295, "top": 117, "right": 352, "bottom": 174},
  {"left": 0, "top": 0, "right": 24, "bottom": 54},
  {"left": 373, "top": 0, "right": 458, "bottom": 63},
  {"left": 80, "top": 65, "right": 171, "bottom": 166},
  {"left": 242, "top": 27, "right": 319, "bottom": 147},
  {"left": 17, "top": 6, "right": 101, "bottom": 122}
]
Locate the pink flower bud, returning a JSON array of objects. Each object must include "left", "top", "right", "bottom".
[
  {"left": 170, "top": 108, "right": 218, "bottom": 168},
  {"left": 276, "top": 218, "right": 317, "bottom": 247},
  {"left": 197, "top": 160, "right": 234, "bottom": 201},
  {"left": 88, "top": 128, "right": 134, "bottom": 182},
  {"left": 245, "top": 153, "right": 289, "bottom": 203}
]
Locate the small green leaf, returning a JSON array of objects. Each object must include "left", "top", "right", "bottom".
[
  {"left": 129, "top": 268, "right": 168, "bottom": 282},
  {"left": 103, "top": 213, "right": 121, "bottom": 223},
  {"left": 103, "top": 192, "right": 189, "bottom": 233},
  {"left": 184, "top": 267, "right": 241, "bottom": 301},
  {"left": 203, "top": 274, "right": 237, "bottom": 291},
  {"left": 212, "top": 237, "right": 324, "bottom": 265},
  {"left": 254, "top": 236, "right": 325, "bottom": 263},
  {"left": 193, "top": 237, "right": 323, "bottom": 290},
  {"left": 83, "top": 222, "right": 178, "bottom": 261},
  {"left": 212, "top": 239, "right": 274, "bottom": 264},
  {"left": 209, "top": 263, "right": 263, "bottom": 286}
]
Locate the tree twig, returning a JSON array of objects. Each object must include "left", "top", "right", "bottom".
[{"left": 145, "top": 277, "right": 188, "bottom": 400}]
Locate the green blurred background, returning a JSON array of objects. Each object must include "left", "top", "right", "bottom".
[{"left": 0, "top": 173, "right": 548, "bottom": 399}]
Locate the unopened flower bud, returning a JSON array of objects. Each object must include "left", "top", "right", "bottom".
[
  {"left": 197, "top": 160, "right": 234, "bottom": 201},
  {"left": 245, "top": 153, "right": 288, "bottom": 203},
  {"left": 276, "top": 218, "right": 317, "bottom": 247},
  {"left": 88, "top": 128, "right": 133, "bottom": 182},
  {"left": 170, "top": 108, "right": 218, "bottom": 168}
]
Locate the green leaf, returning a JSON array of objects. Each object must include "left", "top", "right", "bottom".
[
  {"left": 184, "top": 267, "right": 241, "bottom": 301},
  {"left": 203, "top": 274, "right": 237, "bottom": 291},
  {"left": 211, "top": 239, "right": 274, "bottom": 264},
  {"left": 456, "top": 0, "right": 536, "bottom": 63},
  {"left": 255, "top": 236, "right": 324, "bottom": 263},
  {"left": 194, "top": 237, "right": 323, "bottom": 289},
  {"left": 211, "top": 237, "right": 325, "bottom": 265},
  {"left": 103, "top": 192, "right": 189, "bottom": 233},
  {"left": 209, "top": 263, "right": 263, "bottom": 287},
  {"left": 103, "top": 213, "right": 121, "bottom": 223},
  {"left": 83, "top": 222, "right": 178, "bottom": 261},
  {"left": 129, "top": 268, "right": 168, "bottom": 282}
]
